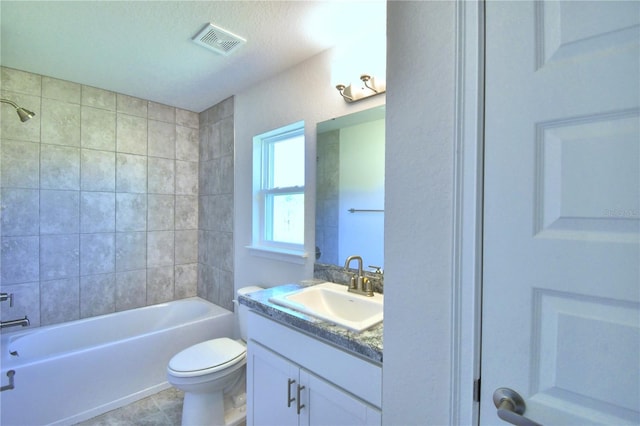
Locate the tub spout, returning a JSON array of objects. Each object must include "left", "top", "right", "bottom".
[
  {"left": 0, "top": 370, "right": 16, "bottom": 392},
  {"left": 0, "top": 316, "right": 30, "bottom": 329}
]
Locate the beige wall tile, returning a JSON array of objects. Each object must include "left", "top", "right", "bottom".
[
  {"left": 82, "top": 86, "right": 116, "bottom": 110},
  {"left": 42, "top": 77, "right": 81, "bottom": 104},
  {"left": 117, "top": 94, "right": 147, "bottom": 117},
  {"left": 81, "top": 106, "right": 116, "bottom": 151},
  {"left": 116, "top": 113, "right": 147, "bottom": 155},
  {"left": 148, "top": 119, "right": 175, "bottom": 159}
]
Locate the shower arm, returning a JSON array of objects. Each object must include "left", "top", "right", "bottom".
[
  {"left": 1, "top": 98, "right": 36, "bottom": 122},
  {"left": 0, "top": 98, "right": 20, "bottom": 108}
]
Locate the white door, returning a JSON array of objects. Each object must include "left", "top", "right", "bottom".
[{"left": 481, "top": 1, "right": 640, "bottom": 425}]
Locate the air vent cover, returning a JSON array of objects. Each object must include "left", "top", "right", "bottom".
[{"left": 192, "top": 23, "right": 246, "bottom": 56}]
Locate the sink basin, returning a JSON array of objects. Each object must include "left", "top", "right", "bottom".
[{"left": 268, "top": 282, "right": 383, "bottom": 332}]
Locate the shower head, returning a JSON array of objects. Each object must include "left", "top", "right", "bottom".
[
  {"left": 16, "top": 106, "right": 36, "bottom": 122},
  {"left": 1, "top": 98, "right": 36, "bottom": 122}
]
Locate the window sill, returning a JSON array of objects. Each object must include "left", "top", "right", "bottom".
[{"left": 246, "top": 245, "right": 309, "bottom": 265}]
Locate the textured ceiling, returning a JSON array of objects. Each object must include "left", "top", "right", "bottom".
[{"left": 0, "top": 1, "right": 385, "bottom": 112}]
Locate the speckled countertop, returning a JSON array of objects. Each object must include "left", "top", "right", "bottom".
[{"left": 238, "top": 280, "right": 383, "bottom": 364}]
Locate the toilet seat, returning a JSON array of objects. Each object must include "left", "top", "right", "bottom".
[{"left": 168, "top": 338, "right": 246, "bottom": 378}]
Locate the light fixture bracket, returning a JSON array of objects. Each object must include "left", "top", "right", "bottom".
[{"left": 336, "top": 75, "right": 386, "bottom": 103}]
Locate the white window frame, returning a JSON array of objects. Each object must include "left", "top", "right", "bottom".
[{"left": 248, "top": 121, "right": 307, "bottom": 263}]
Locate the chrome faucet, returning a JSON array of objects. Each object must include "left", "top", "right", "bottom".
[{"left": 343, "top": 255, "right": 374, "bottom": 297}]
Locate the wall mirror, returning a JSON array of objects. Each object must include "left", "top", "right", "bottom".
[{"left": 315, "top": 105, "right": 385, "bottom": 270}]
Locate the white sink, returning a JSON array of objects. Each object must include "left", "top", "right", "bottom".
[{"left": 268, "top": 282, "right": 383, "bottom": 332}]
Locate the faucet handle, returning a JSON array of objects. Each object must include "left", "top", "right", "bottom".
[
  {"left": 349, "top": 274, "right": 357, "bottom": 290},
  {"left": 368, "top": 265, "right": 383, "bottom": 275},
  {"left": 0, "top": 292, "right": 13, "bottom": 307},
  {"left": 364, "top": 277, "right": 373, "bottom": 294}
]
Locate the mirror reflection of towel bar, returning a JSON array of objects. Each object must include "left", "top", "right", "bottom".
[{"left": 348, "top": 209, "right": 384, "bottom": 213}]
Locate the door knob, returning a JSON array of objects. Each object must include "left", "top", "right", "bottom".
[{"left": 493, "top": 388, "right": 542, "bottom": 426}]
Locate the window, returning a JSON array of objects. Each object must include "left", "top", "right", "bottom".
[{"left": 251, "top": 121, "right": 306, "bottom": 260}]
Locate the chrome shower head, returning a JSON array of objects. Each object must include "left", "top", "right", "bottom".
[
  {"left": 1, "top": 98, "right": 36, "bottom": 122},
  {"left": 16, "top": 106, "right": 36, "bottom": 122}
]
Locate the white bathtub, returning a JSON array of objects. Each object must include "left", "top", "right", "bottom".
[{"left": 0, "top": 297, "right": 234, "bottom": 426}]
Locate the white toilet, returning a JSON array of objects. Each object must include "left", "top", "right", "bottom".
[{"left": 167, "top": 286, "right": 263, "bottom": 426}]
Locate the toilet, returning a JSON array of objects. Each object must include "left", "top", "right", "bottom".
[{"left": 167, "top": 286, "right": 263, "bottom": 426}]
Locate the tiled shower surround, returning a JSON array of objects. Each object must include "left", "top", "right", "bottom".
[
  {"left": 315, "top": 129, "right": 339, "bottom": 266},
  {"left": 197, "top": 97, "right": 235, "bottom": 311},
  {"left": 0, "top": 66, "right": 235, "bottom": 328}
]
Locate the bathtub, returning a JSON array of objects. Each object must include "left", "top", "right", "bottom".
[{"left": 0, "top": 297, "right": 234, "bottom": 426}]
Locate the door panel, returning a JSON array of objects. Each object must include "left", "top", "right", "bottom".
[
  {"left": 536, "top": 0, "right": 640, "bottom": 69},
  {"left": 482, "top": 1, "right": 639, "bottom": 425},
  {"left": 535, "top": 112, "right": 639, "bottom": 242},
  {"left": 301, "top": 370, "right": 381, "bottom": 426},
  {"left": 247, "top": 341, "right": 299, "bottom": 426}
]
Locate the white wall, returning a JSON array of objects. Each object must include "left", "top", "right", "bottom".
[
  {"left": 383, "top": 2, "right": 457, "bottom": 425},
  {"left": 235, "top": 3, "right": 461, "bottom": 423},
  {"left": 234, "top": 48, "right": 385, "bottom": 289}
]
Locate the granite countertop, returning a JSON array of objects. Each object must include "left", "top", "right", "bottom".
[{"left": 238, "top": 280, "right": 383, "bottom": 364}]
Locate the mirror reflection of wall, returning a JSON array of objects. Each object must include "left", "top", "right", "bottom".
[{"left": 316, "top": 106, "right": 385, "bottom": 269}]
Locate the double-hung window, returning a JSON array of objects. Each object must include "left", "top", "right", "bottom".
[{"left": 251, "top": 121, "right": 305, "bottom": 259}]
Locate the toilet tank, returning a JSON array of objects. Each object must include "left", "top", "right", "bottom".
[{"left": 236, "top": 286, "right": 263, "bottom": 342}]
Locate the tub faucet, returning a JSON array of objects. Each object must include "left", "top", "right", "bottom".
[
  {"left": 344, "top": 255, "right": 373, "bottom": 297},
  {"left": 0, "top": 292, "right": 13, "bottom": 307},
  {"left": 0, "top": 316, "right": 30, "bottom": 329}
]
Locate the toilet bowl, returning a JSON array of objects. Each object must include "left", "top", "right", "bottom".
[{"left": 167, "top": 286, "right": 263, "bottom": 426}]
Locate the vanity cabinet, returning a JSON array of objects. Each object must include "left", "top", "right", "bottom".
[{"left": 246, "top": 311, "right": 382, "bottom": 426}]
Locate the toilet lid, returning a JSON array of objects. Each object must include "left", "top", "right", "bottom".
[{"left": 169, "top": 338, "right": 246, "bottom": 375}]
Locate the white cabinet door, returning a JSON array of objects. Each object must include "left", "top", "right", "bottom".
[
  {"left": 482, "top": 1, "right": 639, "bottom": 425},
  {"left": 301, "top": 370, "right": 381, "bottom": 426},
  {"left": 248, "top": 339, "right": 381, "bottom": 426},
  {"left": 247, "top": 341, "right": 299, "bottom": 426}
]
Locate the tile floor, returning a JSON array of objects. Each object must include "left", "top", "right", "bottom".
[{"left": 75, "top": 387, "right": 184, "bottom": 426}]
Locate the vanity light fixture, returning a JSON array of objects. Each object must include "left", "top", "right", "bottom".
[
  {"left": 335, "top": 74, "right": 386, "bottom": 103},
  {"left": 336, "top": 84, "right": 354, "bottom": 102},
  {"left": 360, "top": 75, "right": 379, "bottom": 93}
]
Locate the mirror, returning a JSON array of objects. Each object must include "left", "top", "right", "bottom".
[{"left": 315, "top": 106, "right": 385, "bottom": 270}]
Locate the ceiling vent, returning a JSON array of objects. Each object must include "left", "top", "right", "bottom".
[{"left": 192, "top": 23, "right": 246, "bottom": 56}]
